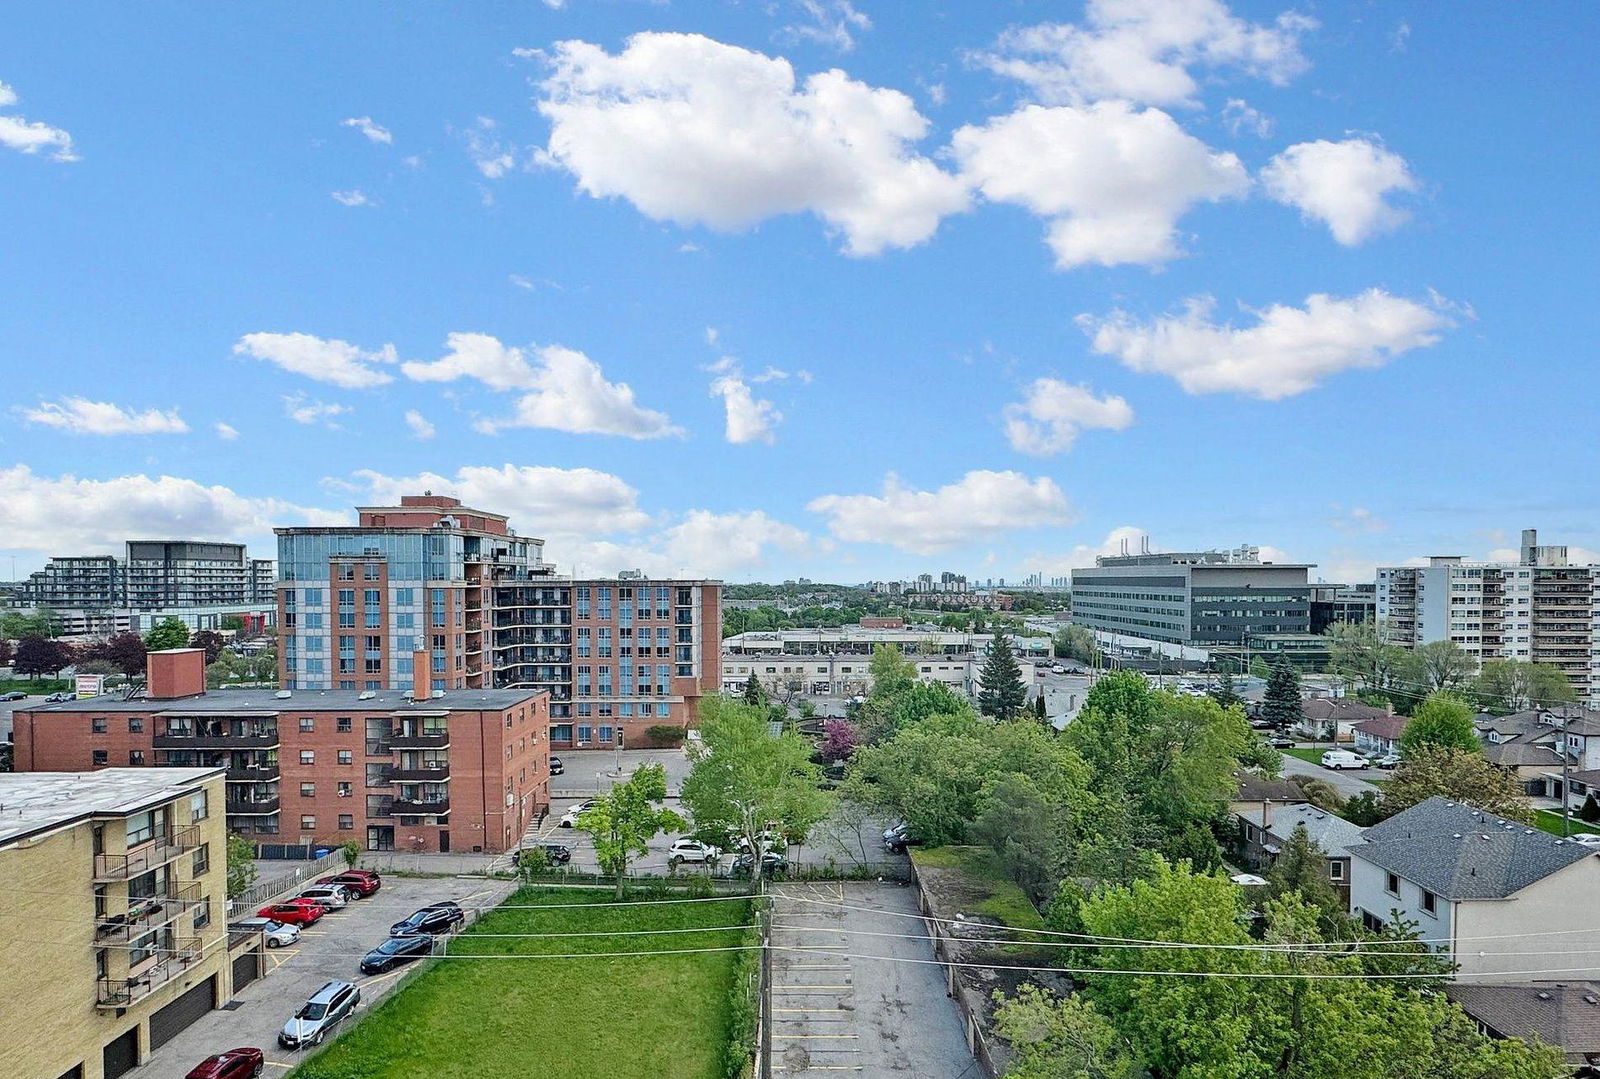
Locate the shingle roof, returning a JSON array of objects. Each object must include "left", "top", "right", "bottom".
[
  {"left": 1346, "top": 797, "right": 1596, "bottom": 900},
  {"left": 1302, "top": 698, "right": 1390, "bottom": 722},
  {"left": 1481, "top": 741, "right": 1563, "bottom": 768},
  {"left": 1261, "top": 803, "right": 1364, "bottom": 854},
  {"left": 1352, "top": 715, "right": 1409, "bottom": 742},
  {"left": 1233, "top": 773, "right": 1307, "bottom": 803},
  {"left": 1444, "top": 982, "right": 1600, "bottom": 1064}
]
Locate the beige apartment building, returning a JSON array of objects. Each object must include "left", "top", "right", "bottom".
[{"left": 0, "top": 768, "right": 232, "bottom": 1079}]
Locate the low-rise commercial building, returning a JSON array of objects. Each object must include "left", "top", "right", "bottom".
[
  {"left": 0, "top": 767, "right": 231, "bottom": 1079},
  {"left": 12, "top": 648, "right": 549, "bottom": 855},
  {"left": 721, "top": 650, "right": 1048, "bottom": 700}
]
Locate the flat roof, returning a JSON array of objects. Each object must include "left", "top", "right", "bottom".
[
  {"left": 0, "top": 767, "right": 221, "bottom": 847},
  {"left": 20, "top": 686, "right": 544, "bottom": 714}
]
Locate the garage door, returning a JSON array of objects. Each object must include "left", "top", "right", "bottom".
[
  {"left": 233, "top": 947, "right": 262, "bottom": 991},
  {"left": 102, "top": 1028, "right": 138, "bottom": 1079},
  {"left": 149, "top": 976, "right": 216, "bottom": 1050}
]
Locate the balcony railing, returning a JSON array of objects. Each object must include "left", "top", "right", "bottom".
[
  {"left": 96, "top": 938, "right": 204, "bottom": 1009},
  {"left": 224, "top": 797, "right": 281, "bottom": 816},
  {"left": 225, "top": 764, "right": 281, "bottom": 782},
  {"left": 154, "top": 732, "right": 279, "bottom": 750},
  {"left": 95, "top": 882, "right": 203, "bottom": 943},
  {"left": 93, "top": 826, "right": 201, "bottom": 882},
  {"left": 390, "top": 797, "right": 450, "bottom": 816},
  {"left": 389, "top": 765, "right": 451, "bottom": 782},
  {"left": 391, "top": 732, "right": 449, "bottom": 750}
]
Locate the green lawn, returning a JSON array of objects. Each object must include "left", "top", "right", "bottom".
[
  {"left": 1535, "top": 809, "right": 1599, "bottom": 838},
  {"left": 1282, "top": 748, "right": 1327, "bottom": 765},
  {"left": 291, "top": 887, "right": 755, "bottom": 1079}
]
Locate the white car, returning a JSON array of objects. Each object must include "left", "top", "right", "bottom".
[
  {"left": 1050, "top": 665, "right": 1067, "bottom": 675},
  {"left": 559, "top": 800, "right": 597, "bottom": 828},
  {"left": 231, "top": 917, "right": 301, "bottom": 948},
  {"left": 668, "top": 839, "right": 720, "bottom": 864},
  {"left": 295, "top": 885, "right": 351, "bottom": 910},
  {"left": 1320, "top": 750, "right": 1370, "bottom": 770},
  {"left": 1569, "top": 832, "right": 1600, "bottom": 846},
  {"left": 1372, "top": 753, "right": 1403, "bottom": 769}
]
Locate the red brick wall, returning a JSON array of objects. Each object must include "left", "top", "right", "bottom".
[{"left": 148, "top": 649, "right": 206, "bottom": 699}]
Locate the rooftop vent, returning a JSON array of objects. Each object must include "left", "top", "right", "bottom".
[
  {"left": 358, "top": 691, "right": 375, "bottom": 700},
  {"left": 431, "top": 690, "right": 444, "bottom": 699},
  {"left": 274, "top": 690, "right": 292, "bottom": 699},
  {"left": 1538, "top": 992, "right": 1553, "bottom": 1001}
]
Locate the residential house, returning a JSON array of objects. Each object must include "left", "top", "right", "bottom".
[
  {"left": 1295, "top": 698, "right": 1391, "bottom": 743},
  {"left": 1444, "top": 982, "right": 1600, "bottom": 1073},
  {"left": 1230, "top": 773, "right": 1308, "bottom": 821},
  {"left": 1351, "top": 715, "right": 1410, "bottom": 758},
  {"left": 1476, "top": 709, "right": 1600, "bottom": 801},
  {"left": 1346, "top": 797, "right": 1600, "bottom": 979},
  {"left": 1232, "top": 802, "right": 1364, "bottom": 903}
]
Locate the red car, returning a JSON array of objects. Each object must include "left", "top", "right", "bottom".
[
  {"left": 257, "top": 899, "right": 324, "bottom": 926},
  {"left": 185, "top": 1047, "right": 264, "bottom": 1079},
  {"left": 316, "top": 869, "right": 382, "bottom": 897}
]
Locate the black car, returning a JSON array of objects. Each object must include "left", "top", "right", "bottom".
[
  {"left": 359, "top": 933, "right": 435, "bottom": 974},
  {"left": 390, "top": 901, "right": 465, "bottom": 937},
  {"left": 883, "top": 824, "right": 924, "bottom": 854},
  {"left": 1264, "top": 735, "right": 1296, "bottom": 749},
  {"left": 548, "top": 756, "right": 564, "bottom": 776},
  {"left": 516, "top": 843, "right": 571, "bottom": 866},
  {"left": 731, "top": 851, "right": 789, "bottom": 877},
  {"left": 0, "top": 691, "right": 27, "bottom": 702}
]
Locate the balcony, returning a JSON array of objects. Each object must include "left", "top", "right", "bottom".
[
  {"left": 389, "top": 764, "right": 450, "bottom": 782},
  {"left": 224, "top": 797, "right": 281, "bottom": 816},
  {"left": 93, "top": 826, "right": 201, "bottom": 882},
  {"left": 95, "top": 882, "right": 203, "bottom": 943},
  {"left": 391, "top": 732, "right": 449, "bottom": 750},
  {"left": 96, "top": 939, "right": 204, "bottom": 1009},
  {"left": 226, "top": 764, "right": 280, "bottom": 782},
  {"left": 390, "top": 797, "right": 450, "bottom": 816},
  {"left": 154, "top": 732, "right": 279, "bottom": 750}
]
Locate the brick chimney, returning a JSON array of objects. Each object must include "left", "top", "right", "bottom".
[
  {"left": 147, "top": 648, "right": 206, "bottom": 700},
  {"left": 412, "top": 650, "right": 432, "bottom": 699}
]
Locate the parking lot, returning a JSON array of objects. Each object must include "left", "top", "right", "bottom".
[{"left": 145, "top": 875, "right": 511, "bottom": 1079}]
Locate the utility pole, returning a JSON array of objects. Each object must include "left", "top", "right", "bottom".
[{"left": 1561, "top": 704, "right": 1574, "bottom": 838}]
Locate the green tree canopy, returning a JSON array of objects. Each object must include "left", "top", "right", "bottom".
[
  {"left": 1400, "top": 692, "right": 1480, "bottom": 756},
  {"left": 992, "top": 984, "right": 1141, "bottom": 1079},
  {"left": 1474, "top": 659, "right": 1576, "bottom": 715},
  {"left": 1383, "top": 745, "right": 1534, "bottom": 823},
  {"left": 143, "top": 617, "right": 191, "bottom": 652},
  {"left": 978, "top": 631, "right": 1029, "bottom": 721},
  {"left": 576, "top": 762, "right": 684, "bottom": 897},
  {"left": 1263, "top": 658, "right": 1303, "bottom": 730}
]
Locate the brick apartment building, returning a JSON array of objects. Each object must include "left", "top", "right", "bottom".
[
  {"left": 13, "top": 649, "right": 549, "bottom": 854},
  {"left": 274, "top": 493, "right": 721, "bottom": 751}
]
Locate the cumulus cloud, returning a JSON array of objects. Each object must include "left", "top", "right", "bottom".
[
  {"left": 536, "top": 32, "right": 969, "bottom": 256},
  {"left": 569, "top": 511, "right": 818, "bottom": 578},
  {"left": 710, "top": 373, "right": 782, "bottom": 445},
  {"left": 404, "top": 410, "right": 436, "bottom": 440},
  {"left": 400, "top": 332, "right": 540, "bottom": 392},
  {"left": 283, "top": 395, "right": 351, "bottom": 428},
  {"left": 1262, "top": 137, "right": 1419, "bottom": 245},
  {"left": 0, "top": 465, "right": 345, "bottom": 555},
  {"left": 1025, "top": 524, "right": 1151, "bottom": 575},
  {"left": 234, "top": 332, "right": 397, "bottom": 389},
  {"left": 214, "top": 422, "right": 240, "bottom": 441},
  {"left": 0, "top": 79, "right": 77, "bottom": 161},
  {"left": 21, "top": 397, "right": 188, "bottom": 436},
  {"left": 331, "top": 189, "right": 375, "bottom": 207},
  {"left": 347, "top": 464, "right": 652, "bottom": 538},
  {"left": 1330, "top": 504, "right": 1387, "bottom": 534},
  {"left": 1002, "top": 379, "right": 1133, "bottom": 455},
  {"left": 460, "top": 343, "right": 682, "bottom": 439},
  {"left": 1082, "top": 288, "right": 1453, "bottom": 399},
  {"left": 977, "top": 0, "right": 1316, "bottom": 108},
  {"left": 952, "top": 102, "right": 1249, "bottom": 268},
  {"left": 783, "top": 0, "right": 872, "bottom": 52},
  {"left": 341, "top": 116, "right": 393, "bottom": 145},
  {"left": 808, "top": 470, "right": 1074, "bottom": 554}
]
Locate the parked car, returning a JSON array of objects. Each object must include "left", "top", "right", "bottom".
[
  {"left": 732, "top": 851, "right": 789, "bottom": 877},
  {"left": 548, "top": 756, "right": 565, "bottom": 775},
  {"left": 295, "top": 885, "right": 351, "bottom": 911},
  {"left": 278, "top": 980, "right": 360, "bottom": 1049},
  {"left": 882, "top": 821, "right": 909, "bottom": 843},
  {"left": 1264, "top": 735, "right": 1296, "bottom": 749},
  {"left": 1372, "top": 753, "right": 1403, "bottom": 769},
  {"left": 883, "top": 824, "right": 924, "bottom": 854},
  {"left": 1051, "top": 664, "right": 1067, "bottom": 674},
  {"left": 1569, "top": 832, "right": 1600, "bottom": 847},
  {"left": 185, "top": 1047, "right": 264, "bottom": 1079},
  {"left": 668, "top": 838, "right": 720, "bottom": 865},
  {"left": 360, "top": 933, "right": 435, "bottom": 974},
  {"left": 257, "top": 899, "right": 324, "bottom": 926},
  {"left": 43, "top": 691, "right": 74, "bottom": 703},
  {"left": 1249, "top": 718, "right": 1276, "bottom": 730},
  {"left": 559, "top": 799, "right": 596, "bottom": 828},
  {"left": 390, "top": 901, "right": 465, "bottom": 937},
  {"left": 228, "top": 917, "right": 300, "bottom": 948},
  {"left": 0, "top": 691, "right": 27, "bottom": 701},
  {"left": 517, "top": 843, "right": 571, "bottom": 866},
  {"left": 1320, "top": 750, "right": 1370, "bottom": 770},
  {"left": 316, "top": 869, "right": 381, "bottom": 897}
]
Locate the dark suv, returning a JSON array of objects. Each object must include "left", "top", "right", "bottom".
[
  {"left": 390, "top": 901, "right": 465, "bottom": 937},
  {"left": 360, "top": 933, "right": 435, "bottom": 974}
]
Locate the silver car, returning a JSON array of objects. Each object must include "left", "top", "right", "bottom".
[
  {"left": 279, "top": 979, "right": 360, "bottom": 1049},
  {"left": 229, "top": 917, "right": 300, "bottom": 948},
  {"left": 295, "top": 885, "right": 352, "bottom": 910}
]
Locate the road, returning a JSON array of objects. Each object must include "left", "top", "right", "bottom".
[
  {"left": 146, "top": 875, "right": 511, "bottom": 1079},
  {"left": 768, "top": 881, "right": 974, "bottom": 1077},
  {"left": 1278, "top": 751, "right": 1381, "bottom": 797}
]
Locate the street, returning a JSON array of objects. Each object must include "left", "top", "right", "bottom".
[{"left": 1277, "top": 751, "right": 1381, "bottom": 797}]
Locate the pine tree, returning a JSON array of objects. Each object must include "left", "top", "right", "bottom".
[
  {"left": 1263, "top": 658, "right": 1303, "bottom": 731},
  {"left": 978, "top": 630, "right": 1028, "bottom": 721},
  {"left": 1034, "top": 692, "right": 1048, "bottom": 722},
  {"left": 1209, "top": 669, "right": 1241, "bottom": 709},
  {"left": 1581, "top": 794, "right": 1600, "bottom": 825},
  {"left": 742, "top": 672, "right": 764, "bottom": 706}
]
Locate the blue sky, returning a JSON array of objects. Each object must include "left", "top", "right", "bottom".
[{"left": 2, "top": 1, "right": 1597, "bottom": 586}]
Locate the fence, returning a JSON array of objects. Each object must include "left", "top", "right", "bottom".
[
  {"left": 914, "top": 864, "right": 1004, "bottom": 1079},
  {"left": 756, "top": 898, "right": 773, "bottom": 1079},
  {"left": 232, "top": 849, "right": 346, "bottom": 912}
]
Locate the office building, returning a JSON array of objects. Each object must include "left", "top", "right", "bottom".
[
  {"left": 0, "top": 766, "right": 232, "bottom": 1079},
  {"left": 1071, "top": 545, "right": 1313, "bottom": 649},
  {"left": 275, "top": 493, "right": 720, "bottom": 750},
  {"left": 1376, "top": 528, "right": 1600, "bottom": 703},
  {"left": 12, "top": 648, "right": 550, "bottom": 854},
  {"left": 1310, "top": 583, "right": 1376, "bottom": 633}
]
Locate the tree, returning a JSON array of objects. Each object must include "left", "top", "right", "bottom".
[
  {"left": 1249, "top": 656, "right": 1271, "bottom": 680},
  {"left": 221, "top": 615, "right": 246, "bottom": 632},
  {"left": 1400, "top": 692, "right": 1480, "bottom": 756},
  {"left": 1581, "top": 794, "right": 1600, "bottom": 824},
  {"left": 741, "top": 671, "right": 764, "bottom": 706},
  {"left": 971, "top": 772, "right": 1070, "bottom": 903},
  {"left": 1053, "top": 624, "right": 1100, "bottom": 665},
  {"left": 992, "top": 984, "right": 1141, "bottom": 1079},
  {"left": 867, "top": 643, "right": 916, "bottom": 700},
  {"left": 977, "top": 631, "right": 1028, "bottom": 721},
  {"left": 144, "top": 617, "right": 191, "bottom": 652},
  {"left": 577, "top": 762, "right": 683, "bottom": 897},
  {"left": 1209, "top": 668, "right": 1241, "bottom": 709},
  {"left": 340, "top": 840, "right": 360, "bottom": 869},
  {"left": 1343, "top": 790, "right": 1387, "bottom": 827},
  {"left": 1034, "top": 692, "right": 1048, "bottom": 722},
  {"left": 190, "top": 630, "right": 227, "bottom": 664},
  {"left": 13, "top": 635, "right": 70, "bottom": 679},
  {"left": 226, "top": 832, "right": 258, "bottom": 898},
  {"left": 1265, "top": 823, "right": 1343, "bottom": 923},
  {"left": 817, "top": 719, "right": 860, "bottom": 763},
  {"left": 1326, "top": 621, "right": 1410, "bottom": 693},
  {"left": 682, "top": 697, "right": 831, "bottom": 883},
  {"left": 1384, "top": 746, "right": 1534, "bottom": 823},
  {"left": 1263, "top": 658, "right": 1303, "bottom": 731},
  {"left": 1408, "top": 640, "right": 1477, "bottom": 695},
  {"left": 1475, "top": 659, "right": 1576, "bottom": 714},
  {"left": 103, "top": 632, "right": 148, "bottom": 677}
]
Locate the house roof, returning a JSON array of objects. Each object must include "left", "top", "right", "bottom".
[
  {"left": 1233, "top": 773, "right": 1307, "bottom": 803},
  {"left": 1347, "top": 797, "right": 1597, "bottom": 900},
  {"left": 1477, "top": 709, "right": 1600, "bottom": 740},
  {"left": 1444, "top": 982, "right": 1600, "bottom": 1064},
  {"left": 1481, "top": 741, "right": 1564, "bottom": 768},
  {"left": 1258, "top": 803, "right": 1364, "bottom": 854},
  {"left": 1302, "top": 698, "right": 1390, "bottom": 722},
  {"left": 1352, "top": 715, "right": 1409, "bottom": 742}
]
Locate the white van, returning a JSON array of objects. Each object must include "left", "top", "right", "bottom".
[{"left": 1320, "top": 750, "right": 1369, "bottom": 770}]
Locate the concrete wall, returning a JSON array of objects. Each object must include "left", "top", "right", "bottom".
[{"left": 1451, "top": 857, "right": 1600, "bottom": 980}]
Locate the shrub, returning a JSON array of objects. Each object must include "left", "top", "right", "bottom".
[{"left": 644, "top": 724, "right": 686, "bottom": 748}]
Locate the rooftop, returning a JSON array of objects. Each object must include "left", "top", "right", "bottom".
[
  {"left": 19, "top": 686, "right": 543, "bottom": 714},
  {"left": 1347, "top": 797, "right": 1596, "bottom": 900},
  {"left": 1444, "top": 982, "right": 1600, "bottom": 1064},
  {"left": 0, "top": 768, "right": 220, "bottom": 847},
  {"left": 1258, "top": 803, "right": 1365, "bottom": 853}
]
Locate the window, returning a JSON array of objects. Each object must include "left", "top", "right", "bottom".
[
  {"left": 301, "top": 750, "right": 316, "bottom": 765},
  {"left": 337, "top": 717, "right": 352, "bottom": 733},
  {"left": 337, "top": 750, "right": 353, "bottom": 765},
  {"left": 128, "top": 718, "right": 143, "bottom": 733},
  {"left": 126, "top": 810, "right": 157, "bottom": 846},
  {"left": 337, "top": 781, "right": 353, "bottom": 797},
  {"left": 300, "top": 783, "right": 316, "bottom": 798},
  {"left": 338, "top": 814, "right": 354, "bottom": 830},
  {"left": 193, "top": 844, "right": 210, "bottom": 875},
  {"left": 1385, "top": 872, "right": 1400, "bottom": 896},
  {"left": 91, "top": 718, "right": 107, "bottom": 733},
  {"left": 193, "top": 896, "right": 211, "bottom": 930},
  {"left": 189, "top": 791, "right": 208, "bottom": 822},
  {"left": 301, "top": 815, "right": 316, "bottom": 831},
  {"left": 1328, "top": 860, "right": 1343, "bottom": 881},
  {"left": 1420, "top": 889, "right": 1437, "bottom": 916},
  {"left": 299, "top": 717, "right": 315, "bottom": 733},
  {"left": 128, "top": 750, "right": 144, "bottom": 766},
  {"left": 92, "top": 749, "right": 108, "bottom": 766}
]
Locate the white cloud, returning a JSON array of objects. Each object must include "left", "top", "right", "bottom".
[
  {"left": 1002, "top": 379, "right": 1133, "bottom": 455},
  {"left": 234, "top": 331, "right": 397, "bottom": 389},
  {"left": 751, "top": 366, "right": 811, "bottom": 384},
  {"left": 784, "top": 0, "right": 872, "bottom": 52},
  {"left": 710, "top": 374, "right": 782, "bottom": 445},
  {"left": 0, "top": 465, "right": 345, "bottom": 555},
  {"left": 215, "top": 422, "right": 240, "bottom": 441},
  {"left": 404, "top": 410, "right": 436, "bottom": 440},
  {"left": 1262, "top": 138, "right": 1419, "bottom": 245},
  {"left": 977, "top": 0, "right": 1316, "bottom": 108},
  {"left": 445, "top": 342, "right": 683, "bottom": 439},
  {"left": 536, "top": 32, "right": 969, "bottom": 256},
  {"left": 1082, "top": 288, "right": 1453, "bottom": 399},
  {"left": 951, "top": 101, "right": 1249, "bottom": 268},
  {"left": 568, "top": 511, "right": 819, "bottom": 578},
  {"left": 0, "top": 80, "right": 77, "bottom": 161},
  {"left": 401, "top": 332, "right": 539, "bottom": 391},
  {"left": 807, "top": 470, "right": 1074, "bottom": 554},
  {"left": 283, "top": 395, "right": 351, "bottom": 428},
  {"left": 331, "top": 189, "right": 375, "bottom": 207},
  {"left": 341, "top": 116, "right": 393, "bottom": 145},
  {"left": 347, "top": 464, "right": 652, "bottom": 538},
  {"left": 1330, "top": 504, "right": 1387, "bottom": 534},
  {"left": 1025, "top": 524, "right": 1150, "bottom": 575},
  {"left": 464, "top": 116, "right": 516, "bottom": 179},
  {"left": 20, "top": 397, "right": 188, "bottom": 436},
  {"left": 1221, "top": 97, "right": 1272, "bottom": 137}
]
